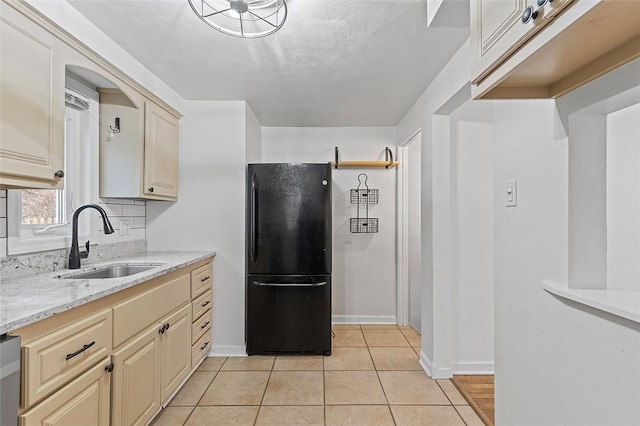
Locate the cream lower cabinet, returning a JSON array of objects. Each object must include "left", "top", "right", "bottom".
[
  {"left": 160, "top": 304, "right": 192, "bottom": 402},
  {"left": 111, "top": 294, "right": 192, "bottom": 425},
  {"left": 12, "top": 258, "right": 214, "bottom": 426},
  {"left": 111, "top": 326, "right": 161, "bottom": 426},
  {"left": 18, "top": 359, "right": 112, "bottom": 426}
]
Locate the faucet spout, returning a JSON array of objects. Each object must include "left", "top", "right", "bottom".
[{"left": 68, "top": 204, "right": 114, "bottom": 269}]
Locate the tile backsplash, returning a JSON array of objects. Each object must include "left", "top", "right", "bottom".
[
  {"left": 95, "top": 198, "right": 147, "bottom": 244},
  {"left": 0, "top": 192, "right": 146, "bottom": 260}
]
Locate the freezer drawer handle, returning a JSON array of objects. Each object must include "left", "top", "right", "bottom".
[{"left": 253, "top": 281, "right": 327, "bottom": 287}]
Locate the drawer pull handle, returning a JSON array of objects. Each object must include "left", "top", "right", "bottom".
[
  {"left": 201, "top": 300, "right": 211, "bottom": 307},
  {"left": 200, "top": 341, "right": 210, "bottom": 350},
  {"left": 200, "top": 321, "right": 210, "bottom": 329},
  {"left": 66, "top": 341, "right": 96, "bottom": 360},
  {"left": 201, "top": 276, "right": 210, "bottom": 282}
]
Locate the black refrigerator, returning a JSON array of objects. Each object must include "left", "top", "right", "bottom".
[{"left": 246, "top": 163, "right": 332, "bottom": 355}]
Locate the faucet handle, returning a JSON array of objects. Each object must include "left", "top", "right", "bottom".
[{"left": 81, "top": 240, "right": 90, "bottom": 259}]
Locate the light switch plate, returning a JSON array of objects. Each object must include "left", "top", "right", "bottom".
[
  {"left": 506, "top": 180, "right": 517, "bottom": 207},
  {"left": 120, "top": 219, "right": 132, "bottom": 236}
]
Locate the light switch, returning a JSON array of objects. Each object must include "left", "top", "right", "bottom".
[
  {"left": 120, "top": 219, "right": 132, "bottom": 236},
  {"left": 506, "top": 180, "right": 517, "bottom": 207}
]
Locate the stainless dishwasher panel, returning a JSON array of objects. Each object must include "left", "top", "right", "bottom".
[{"left": 0, "top": 335, "right": 20, "bottom": 426}]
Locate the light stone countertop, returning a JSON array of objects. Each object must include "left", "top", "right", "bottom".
[{"left": 0, "top": 251, "right": 215, "bottom": 334}]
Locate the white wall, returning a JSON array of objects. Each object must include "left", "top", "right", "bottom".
[
  {"left": 493, "top": 61, "right": 640, "bottom": 424},
  {"left": 607, "top": 103, "right": 640, "bottom": 291},
  {"left": 246, "top": 105, "right": 262, "bottom": 163},
  {"left": 396, "top": 40, "right": 472, "bottom": 376},
  {"left": 406, "top": 134, "right": 422, "bottom": 329},
  {"left": 450, "top": 102, "right": 494, "bottom": 374},
  {"left": 262, "top": 127, "right": 397, "bottom": 323},
  {"left": 147, "top": 101, "right": 248, "bottom": 355}
]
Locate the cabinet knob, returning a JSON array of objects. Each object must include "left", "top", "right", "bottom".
[
  {"left": 105, "top": 363, "right": 114, "bottom": 373},
  {"left": 537, "top": 0, "right": 548, "bottom": 6},
  {"left": 159, "top": 324, "right": 166, "bottom": 334},
  {"left": 54, "top": 170, "right": 65, "bottom": 178},
  {"left": 148, "top": 187, "right": 154, "bottom": 193},
  {"left": 522, "top": 6, "right": 538, "bottom": 24}
]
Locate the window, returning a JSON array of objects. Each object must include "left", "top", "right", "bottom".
[{"left": 7, "top": 87, "right": 97, "bottom": 254}]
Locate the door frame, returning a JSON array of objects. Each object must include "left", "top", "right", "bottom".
[{"left": 396, "top": 129, "right": 421, "bottom": 326}]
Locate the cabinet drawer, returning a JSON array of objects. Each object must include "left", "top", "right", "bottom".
[
  {"left": 22, "top": 309, "right": 112, "bottom": 409},
  {"left": 191, "top": 331, "right": 211, "bottom": 368},
  {"left": 190, "top": 262, "right": 212, "bottom": 297},
  {"left": 19, "top": 358, "right": 111, "bottom": 426},
  {"left": 192, "top": 290, "right": 212, "bottom": 322},
  {"left": 113, "top": 273, "right": 190, "bottom": 347},
  {"left": 191, "top": 310, "right": 212, "bottom": 345}
]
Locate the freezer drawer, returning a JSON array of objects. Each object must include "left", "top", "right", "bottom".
[{"left": 246, "top": 275, "right": 331, "bottom": 355}]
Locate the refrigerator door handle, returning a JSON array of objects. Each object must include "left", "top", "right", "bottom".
[
  {"left": 253, "top": 281, "right": 328, "bottom": 287},
  {"left": 250, "top": 173, "right": 258, "bottom": 263}
]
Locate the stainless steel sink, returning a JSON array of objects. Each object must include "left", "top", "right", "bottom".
[{"left": 63, "top": 264, "right": 162, "bottom": 279}]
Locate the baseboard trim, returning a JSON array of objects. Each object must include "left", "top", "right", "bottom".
[
  {"left": 419, "top": 351, "right": 453, "bottom": 379},
  {"left": 209, "top": 345, "right": 247, "bottom": 357},
  {"left": 332, "top": 315, "right": 397, "bottom": 324},
  {"left": 452, "top": 362, "right": 495, "bottom": 375}
]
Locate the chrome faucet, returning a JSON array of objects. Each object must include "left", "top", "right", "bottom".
[{"left": 68, "top": 204, "right": 114, "bottom": 269}]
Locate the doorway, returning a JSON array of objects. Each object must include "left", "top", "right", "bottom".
[{"left": 398, "top": 131, "right": 422, "bottom": 331}]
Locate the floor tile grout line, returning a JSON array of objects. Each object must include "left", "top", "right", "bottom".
[
  {"left": 367, "top": 339, "right": 398, "bottom": 426},
  {"left": 452, "top": 404, "right": 472, "bottom": 426},
  {"left": 254, "top": 357, "right": 276, "bottom": 425},
  {"left": 181, "top": 358, "right": 226, "bottom": 425}
]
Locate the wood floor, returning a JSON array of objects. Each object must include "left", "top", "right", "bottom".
[{"left": 451, "top": 375, "right": 495, "bottom": 426}]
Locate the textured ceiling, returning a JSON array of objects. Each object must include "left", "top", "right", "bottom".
[{"left": 66, "top": 0, "right": 469, "bottom": 126}]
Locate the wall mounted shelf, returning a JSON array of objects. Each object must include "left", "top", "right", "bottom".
[{"left": 332, "top": 147, "right": 399, "bottom": 169}]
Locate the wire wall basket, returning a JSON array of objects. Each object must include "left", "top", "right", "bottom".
[
  {"left": 350, "top": 217, "right": 379, "bottom": 233},
  {"left": 350, "top": 173, "right": 379, "bottom": 233},
  {"left": 350, "top": 188, "right": 379, "bottom": 204}
]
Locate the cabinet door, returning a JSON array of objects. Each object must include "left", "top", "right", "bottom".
[
  {"left": 0, "top": 2, "right": 64, "bottom": 188},
  {"left": 18, "top": 359, "right": 111, "bottom": 426},
  {"left": 471, "top": 0, "right": 543, "bottom": 84},
  {"left": 160, "top": 304, "right": 192, "bottom": 403},
  {"left": 143, "top": 101, "right": 179, "bottom": 199},
  {"left": 111, "top": 326, "right": 161, "bottom": 426}
]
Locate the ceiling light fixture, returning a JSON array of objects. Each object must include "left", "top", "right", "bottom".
[{"left": 188, "top": 0, "right": 287, "bottom": 39}]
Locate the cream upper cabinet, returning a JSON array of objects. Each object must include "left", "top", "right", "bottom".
[
  {"left": 471, "top": 0, "right": 574, "bottom": 84},
  {"left": 471, "top": 0, "right": 532, "bottom": 84},
  {"left": 143, "top": 100, "right": 179, "bottom": 199},
  {"left": 471, "top": 0, "right": 640, "bottom": 99},
  {"left": 99, "top": 91, "right": 180, "bottom": 201},
  {"left": 0, "top": 1, "right": 65, "bottom": 189}
]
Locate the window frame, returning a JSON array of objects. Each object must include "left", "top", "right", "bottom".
[{"left": 7, "top": 87, "right": 98, "bottom": 255}]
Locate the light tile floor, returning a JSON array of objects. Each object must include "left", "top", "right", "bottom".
[{"left": 152, "top": 325, "right": 484, "bottom": 426}]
